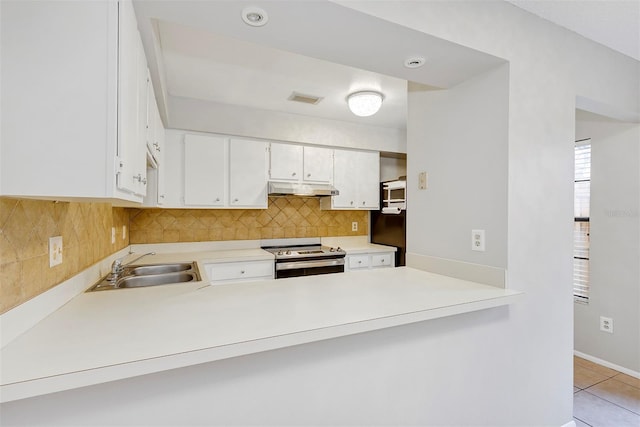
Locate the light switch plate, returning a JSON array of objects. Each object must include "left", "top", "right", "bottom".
[
  {"left": 49, "top": 236, "right": 63, "bottom": 267},
  {"left": 418, "top": 172, "right": 428, "bottom": 190}
]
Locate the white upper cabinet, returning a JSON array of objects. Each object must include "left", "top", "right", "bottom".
[
  {"left": 269, "top": 143, "right": 333, "bottom": 183},
  {"left": 229, "top": 138, "right": 269, "bottom": 208},
  {"left": 162, "top": 133, "right": 268, "bottom": 209},
  {"left": 0, "top": 0, "right": 149, "bottom": 202},
  {"left": 184, "top": 135, "right": 226, "bottom": 207},
  {"left": 269, "top": 143, "right": 303, "bottom": 181},
  {"left": 303, "top": 146, "right": 333, "bottom": 182},
  {"left": 322, "top": 149, "right": 380, "bottom": 210}
]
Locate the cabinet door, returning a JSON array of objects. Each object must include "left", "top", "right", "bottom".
[
  {"left": 331, "top": 149, "right": 358, "bottom": 208},
  {"left": 270, "top": 143, "right": 302, "bottom": 181},
  {"left": 303, "top": 146, "right": 333, "bottom": 182},
  {"left": 184, "top": 135, "right": 226, "bottom": 206},
  {"left": 154, "top": 105, "right": 166, "bottom": 205},
  {"left": 116, "top": 0, "right": 148, "bottom": 197},
  {"left": 357, "top": 151, "right": 380, "bottom": 209},
  {"left": 229, "top": 138, "right": 268, "bottom": 208}
]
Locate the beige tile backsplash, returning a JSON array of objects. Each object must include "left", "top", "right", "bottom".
[
  {"left": 1, "top": 195, "right": 367, "bottom": 314},
  {"left": 0, "top": 198, "right": 129, "bottom": 313},
  {"left": 130, "top": 196, "right": 368, "bottom": 243}
]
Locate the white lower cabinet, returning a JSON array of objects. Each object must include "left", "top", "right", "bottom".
[
  {"left": 346, "top": 252, "right": 395, "bottom": 271},
  {"left": 204, "top": 260, "right": 274, "bottom": 285}
]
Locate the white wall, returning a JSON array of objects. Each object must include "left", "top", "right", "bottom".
[
  {"left": 574, "top": 118, "right": 640, "bottom": 373},
  {"left": 168, "top": 96, "right": 407, "bottom": 153},
  {"left": 379, "top": 156, "right": 407, "bottom": 182},
  {"left": 408, "top": 64, "right": 509, "bottom": 269}
]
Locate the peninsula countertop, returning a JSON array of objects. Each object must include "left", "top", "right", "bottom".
[{"left": 0, "top": 264, "right": 522, "bottom": 403}]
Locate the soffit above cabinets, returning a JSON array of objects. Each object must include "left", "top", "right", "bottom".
[{"left": 133, "top": 1, "right": 506, "bottom": 132}]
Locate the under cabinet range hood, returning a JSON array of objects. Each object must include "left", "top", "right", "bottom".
[{"left": 268, "top": 181, "right": 339, "bottom": 197}]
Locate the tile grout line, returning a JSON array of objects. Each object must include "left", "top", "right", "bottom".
[
  {"left": 573, "top": 415, "right": 594, "bottom": 427},
  {"left": 582, "top": 388, "right": 640, "bottom": 417}
]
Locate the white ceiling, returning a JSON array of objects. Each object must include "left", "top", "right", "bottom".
[
  {"left": 133, "top": 1, "right": 504, "bottom": 132},
  {"left": 507, "top": 0, "right": 640, "bottom": 61},
  {"left": 134, "top": 1, "right": 639, "bottom": 134},
  {"left": 158, "top": 21, "right": 408, "bottom": 129}
]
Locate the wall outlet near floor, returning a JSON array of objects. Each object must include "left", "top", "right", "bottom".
[
  {"left": 472, "top": 229, "right": 485, "bottom": 251},
  {"left": 600, "top": 316, "right": 614, "bottom": 333},
  {"left": 352, "top": 221, "right": 358, "bottom": 232},
  {"left": 49, "top": 236, "right": 63, "bottom": 267}
]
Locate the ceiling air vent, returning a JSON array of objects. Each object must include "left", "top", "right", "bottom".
[{"left": 288, "top": 92, "right": 323, "bottom": 105}]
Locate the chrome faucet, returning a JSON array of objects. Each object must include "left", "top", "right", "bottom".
[{"left": 110, "top": 252, "right": 156, "bottom": 280}]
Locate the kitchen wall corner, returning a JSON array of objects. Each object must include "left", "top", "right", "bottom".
[{"left": 0, "top": 198, "right": 129, "bottom": 313}]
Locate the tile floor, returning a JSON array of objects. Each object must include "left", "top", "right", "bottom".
[{"left": 573, "top": 356, "right": 640, "bottom": 426}]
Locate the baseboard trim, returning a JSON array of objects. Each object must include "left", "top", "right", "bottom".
[{"left": 574, "top": 350, "right": 640, "bottom": 379}]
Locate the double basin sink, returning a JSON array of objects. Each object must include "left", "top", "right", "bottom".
[{"left": 88, "top": 262, "right": 200, "bottom": 292}]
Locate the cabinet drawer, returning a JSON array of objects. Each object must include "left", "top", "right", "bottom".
[
  {"left": 348, "top": 255, "right": 370, "bottom": 269},
  {"left": 371, "top": 253, "right": 392, "bottom": 268},
  {"left": 206, "top": 261, "right": 273, "bottom": 282}
]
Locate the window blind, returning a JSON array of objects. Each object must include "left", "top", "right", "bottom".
[{"left": 574, "top": 140, "right": 590, "bottom": 301}]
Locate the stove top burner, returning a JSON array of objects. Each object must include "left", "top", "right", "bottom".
[{"left": 262, "top": 244, "right": 345, "bottom": 260}]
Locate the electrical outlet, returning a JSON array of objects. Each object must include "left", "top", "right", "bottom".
[
  {"left": 352, "top": 221, "right": 358, "bottom": 232},
  {"left": 111, "top": 227, "right": 116, "bottom": 244},
  {"left": 600, "top": 316, "right": 613, "bottom": 333},
  {"left": 49, "top": 236, "right": 63, "bottom": 267},
  {"left": 472, "top": 229, "right": 485, "bottom": 251}
]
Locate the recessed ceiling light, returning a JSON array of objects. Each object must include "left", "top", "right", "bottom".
[
  {"left": 242, "top": 6, "right": 269, "bottom": 27},
  {"left": 404, "top": 56, "right": 426, "bottom": 69}
]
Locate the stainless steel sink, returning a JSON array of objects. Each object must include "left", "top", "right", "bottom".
[
  {"left": 87, "top": 262, "right": 200, "bottom": 292},
  {"left": 126, "top": 263, "right": 193, "bottom": 276},
  {"left": 117, "top": 272, "right": 197, "bottom": 288}
]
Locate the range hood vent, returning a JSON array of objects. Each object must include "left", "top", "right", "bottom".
[{"left": 268, "top": 181, "right": 339, "bottom": 197}]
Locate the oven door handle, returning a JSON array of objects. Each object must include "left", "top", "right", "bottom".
[{"left": 276, "top": 258, "right": 345, "bottom": 271}]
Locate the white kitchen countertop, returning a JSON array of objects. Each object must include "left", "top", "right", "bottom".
[
  {"left": 0, "top": 260, "right": 522, "bottom": 403},
  {"left": 321, "top": 236, "right": 397, "bottom": 254}
]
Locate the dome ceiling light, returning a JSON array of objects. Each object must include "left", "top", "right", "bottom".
[
  {"left": 347, "top": 91, "right": 384, "bottom": 117},
  {"left": 242, "top": 6, "right": 269, "bottom": 27}
]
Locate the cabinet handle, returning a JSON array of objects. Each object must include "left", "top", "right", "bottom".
[
  {"left": 362, "top": 201, "right": 365, "bottom": 206},
  {"left": 292, "top": 172, "right": 297, "bottom": 177},
  {"left": 141, "top": 177, "right": 147, "bottom": 185},
  {"left": 215, "top": 197, "right": 220, "bottom": 202},
  {"left": 159, "top": 194, "right": 165, "bottom": 199},
  {"left": 233, "top": 198, "right": 239, "bottom": 203},
  {"left": 307, "top": 173, "right": 311, "bottom": 178},
  {"left": 240, "top": 270, "right": 245, "bottom": 274},
  {"left": 358, "top": 260, "right": 362, "bottom": 264},
  {"left": 350, "top": 201, "right": 354, "bottom": 206}
]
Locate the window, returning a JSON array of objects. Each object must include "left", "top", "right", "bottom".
[{"left": 574, "top": 140, "right": 591, "bottom": 301}]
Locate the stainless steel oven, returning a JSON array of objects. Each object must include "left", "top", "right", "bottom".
[{"left": 262, "top": 244, "right": 346, "bottom": 279}]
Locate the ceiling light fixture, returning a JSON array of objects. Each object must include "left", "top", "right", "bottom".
[
  {"left": 404, "top": 56, "right": 426, "bottom": 69},
  {"left": 242, "top": 6, "right": 268, "bottom": 27},
  {"left": 347, "top": 91, "right": 384, "bottom": 117}
]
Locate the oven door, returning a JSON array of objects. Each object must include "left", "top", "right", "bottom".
[{"left": 275, "top": 258, "right": 345, "bottom": 279}]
